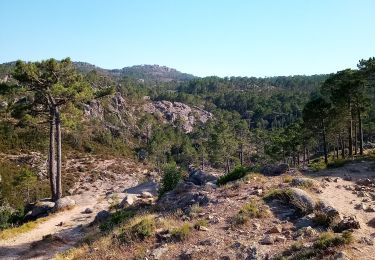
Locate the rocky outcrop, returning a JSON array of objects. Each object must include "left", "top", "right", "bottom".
[
  {"left": 143, "top": 101, "right": 213, "bottom": 133},
  {"left": 157, "top": 182, "right": 210, "bottom": 213},
  {"left": 260, "top": 163, "right": 289, "bottom": 176},
  {"left": 288, "top": 188, "right": 317, "bottom": 214},
  {"left": 188, "top": 168, "right": 217, "bottom": 186},
  {"left": 24, "top": 200, "right": 55, "bottom": 220},
  {"left": 53, "top": 197, "right": 76, "bottom": 212},
  {"left": 83, "top": 99, "right": 104, "bottom": 120}
]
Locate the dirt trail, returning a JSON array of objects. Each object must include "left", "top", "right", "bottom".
[
  {"left": 0, "top": 158, "right": 145, "bottom": 260},
  {"left": 310, "top": 161, "right": 375, "bottom": 259}
]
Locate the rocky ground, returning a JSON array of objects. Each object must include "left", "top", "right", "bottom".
[
  {"left": 0, "top": 155, "right": 151, "bottom": 260},
  {"left": 1, "top": 159, "right": 375, "bottom": 259}
]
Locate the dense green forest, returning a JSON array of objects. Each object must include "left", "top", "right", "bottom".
[{"left": 0, "top": 57, "right": 374, "bottom": 228}]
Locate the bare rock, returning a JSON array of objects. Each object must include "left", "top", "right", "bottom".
[
  {"left": 141, "top": 191, "right": 154, "bottom": 198},
  {"left": 260, "top": 163, "right": 289, "bottom": 176},
  {"left": 151, "top": 245, "right": 169, "bottom": 259},
  {"left": 333, "top": 216, "right": 360, "bottom": 232},
  {"left": 291, "top": 177, "right": 320, "bottom": 188},
  {"left": 360, "top": 236, "right": 374, "bottom": 246},
  {"left": 53, "top": 197, "right": 76, "bottom": 212},
  {"left": 24, "top": 200, "right": 55, "bottom": 220},
  {"left": 275, "top": 235, "right": 287, "bottom": 243},
  {"left": 260, "top": 235, "right": 274, "bottom": 245},
  {"left": 268, "top": 225, "right": 282, "bottom": 234},
  {"left": 288, "top": 188, "right": 317, "bottom": 214},
  {"left": 83, "top": 208, "right": 93, "bottom": 214},
  {"left": 119, "top": 194, "right": 139, "bottom": 207},
  {"left": 334, "top": 251, "right": 350, "bottom": 260},
  {"left": 157, "top": 182, "right": 210, "bottom": 213},
  {"left": 94, "top": 210, "right": 110, "bottom": 223},
  {"left": 188, "top": 168, "right": 217, "bottom": 186}
]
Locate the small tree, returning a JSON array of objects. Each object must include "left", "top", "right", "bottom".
[
  {"left": 303, "top": 96, "right": 332, "bottom": 164},
  {"left": 13, "top": 58, "right": 93, "bottom": 201},
  {"left": 158, "top": 163, "right": 182, "bottom": 197}
]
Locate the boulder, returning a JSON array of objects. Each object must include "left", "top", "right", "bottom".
[
  {"left": 291, "top": 177, "right": 320, "bottom": 188},
  {"left": 188, "top": 168, "right": 217, "bottom": 186},
  {"left": 315, "top": 201, "right": 341, "bottom": 227},
  {"left": 24, "top": 200, "right": 55, "bottom": 220},
  {"left": 141, "top": 191, "right": 154, "bottom": 198},
  {"left": 334, "top": 251, "right": 350, "bottom": 260},
  {"left": 157, "top": 182, "right": 210, "bottom": 213},
  {"left": 119, "top": 194, "right": 139, "bottom": 207},
  {"left": 260, "top": 235, "right": 274, "bottom": 245},
  {"left": 94, "top": 210, "right": 110, "bottom": 223},
  {"left": 268, "top": 225, "right": 282, "bottom": 234},
  {"left": 151, "top": 245, "right": 169, "bottom": 259},
  {"left": 53, "top": 197, "right": 75, "bottom": 212},
  {"left": 260, "top": 164, "right": 289, "bottom": 176},
  {"left": 333, "top": 216, "right": 360, "bottom": 232},
  {"left": 83, "top": 208, "right": 93, "bottom": 214},
  {"left": 288, "top": 188, "right": 316, "bottom": 214},
  {"left": 124, "top": 181, "right": 158, "bottom": 196}
]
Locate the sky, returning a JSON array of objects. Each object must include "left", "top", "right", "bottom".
[{"left": 0, "top": 0, "right": 374, "bottom": 77}]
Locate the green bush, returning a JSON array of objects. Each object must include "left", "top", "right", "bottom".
[
  {"left": 233, "top": 199, "right": 269, "bottom": 225},
  {"left": 273, "top": 231, "right": 353, "bottom": 260},
  {"left": 314, "top": 231, "right": 353, "bottom": 250},
  {"left": 99, "top": 209, "right": 135, "bottom": 232},
  {"left": 0, "top": 161, "right": 49, "bottom": 214},
  {"left": 171, "top": 223, "right": 191, "bottom": 241},
  {"left": 158, "top": 163, "right": 182, "bottom": 197},
  {"left": 0, "top": 202, "right": 15, "bottom": 229},
  {"left": 217, "top": 166, "right": 249, "bottom": 186},
  {"left": 130, "top": 217, "right": 155, "bottom": 239}
]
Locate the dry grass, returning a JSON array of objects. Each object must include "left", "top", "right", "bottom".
[
  {"left": 233, "top": 199, "right": 270, "bottom": 225},
  {"left": 0, "top": 217, "right": 48, "bottom": 240}
]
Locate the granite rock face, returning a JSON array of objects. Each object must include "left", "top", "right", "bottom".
[{"left": 144, "top": 100, "right": 213, "bottom": 133}]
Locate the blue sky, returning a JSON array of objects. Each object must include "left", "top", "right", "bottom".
[{"left": 0, "top": 0, "right": 374, "bottom": 77}]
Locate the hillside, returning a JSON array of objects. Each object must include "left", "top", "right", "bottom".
[{"left": 0, "top": 57, "right": 374, "bottom": 260}]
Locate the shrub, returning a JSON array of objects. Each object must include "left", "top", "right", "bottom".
[
  {"left": 327, "top": 159, "right": 349, "bottom": 168},
  {"left": 274, "top": 231, "right": 353, "bottom": 260},
  {"left": 189, "top": 203, "right": 203, "bottom": 216},
  {"left": 158, "top": 163, "right": 183, "bottom": 197},
  {"left": 263, "top": 188, "right": 292, "bottom": 202},
  {"left": 194, "top": 219, "right": 208, "bottom": 229},
  {"left": 171, "top": 223, "right": 191, "bottom": 241},
  {"left": 99, "top": 209, "right": 135, "bottom": 232},
  {"left": 0, "top": 202, "right": 15, "bottom": 229},
  {"left": 217, "top": 167, "right": 249, "bottom": 186},
  {"left": 129, "top": 217, "right": 155, "bottom": 240},
  {"left": 314, "top": 231, "right": 353, "bottom": 250},
  {"left": 118, "top": 215, "right": 156, "bottom": 243},
  {"left": 233, "top": 199, "right": 269, "bottom": 225},
  {"left": 283, "top": 175, "right": 293, "bottom": 183}
]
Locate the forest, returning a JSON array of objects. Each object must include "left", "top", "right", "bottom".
[{"left": 0, "top": 58, "right": 374, "bottom": 219}]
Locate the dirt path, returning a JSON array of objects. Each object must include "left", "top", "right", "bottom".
[
  {"left": 0, "top": 158, "right": 146, "bottom": 260},
  {"left": 310, "top": 161, "right": 375, "bottom": 259}
]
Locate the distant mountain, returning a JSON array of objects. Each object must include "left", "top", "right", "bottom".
[
  {"left": 0, "top": 61, "right": 196, "bottom": 83},
  {"left": 73, "top": 62, "right": 196, "bottom": 82}
]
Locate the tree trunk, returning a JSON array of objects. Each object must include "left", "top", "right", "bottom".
[
  {"left": 55, "top": 107, "right": 62, "bottom": 200},
  {"left": 340, "top": 135, "right": 345, "bottom": 159},
  {"left": 348, "top": 102, "right": 353, "bottom": 157},
  {"left": 358, "top": 109, "right": 364, "bottom": 155},
  {"left": 49, "top": 109, "right": 57, "bottom": 201},
  {"left": 201, "top": 149, "right": 204, "bottom": 171},
  {"left": 239, "top": 144, "right": 243, "bottom": 166},
  {"left": 322, "top": 125, "right": 328, "bottom": 165},
  {"left": 354, "top": 122, "right": 358, "bottom": 155},
  {"left": 226, "top": 158, "right": 230, "bottom": 173}
]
